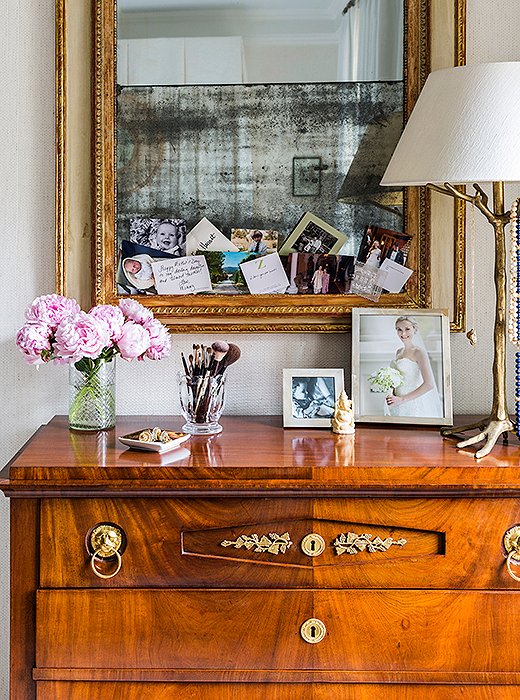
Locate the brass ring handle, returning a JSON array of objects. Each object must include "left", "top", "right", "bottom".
[
  {"left": 506, "top": 550, "right": 520, "bottom": 582},
  {"left": 90, "top": 545, "right": 122, "bottom": 580},
  {"left": 503, "top": 525, "right": 520, "bottom": 582}
]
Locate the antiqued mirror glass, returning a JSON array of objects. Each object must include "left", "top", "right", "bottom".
[
  {"left": 57, "top": 0, "right": 466, "bottom": 331},
  {"left": 116, "top": 0, "right": 404, "bottom": 271}
]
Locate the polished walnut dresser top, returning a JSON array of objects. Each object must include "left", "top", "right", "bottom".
[
  {"left": 2, "top": 414, "right": 520, "bottom": 496},
  {"left": 3, "top": 415, "right": 520, "bottom": 700}
]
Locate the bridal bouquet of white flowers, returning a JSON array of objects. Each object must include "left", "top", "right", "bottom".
[{"left": 367, "top": 366, "right": 403, "bottom": 393}]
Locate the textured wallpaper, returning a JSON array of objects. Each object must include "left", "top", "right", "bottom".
[{"left": 1, "top": 0, "right": 520, "bottom": 696}]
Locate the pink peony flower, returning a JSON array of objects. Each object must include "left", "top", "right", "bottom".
[
  {"left": 143, "top": 318, "right": 172, "bottom": 360},
  {"left": 88, "top": 304, "right": 125, "bottom": 341},
  {"left": 16, "top": 322, "right": 53, "bottom": 365},
  {"left": 25, "top": 294, "right": 80, "bottom": 330},
  {"left": 119, "top": 298, "right": 153, "bottom": 325},
  {"left": 117, "top": 321, "right": 151, "bottom": 360},
  {"left": 17, "top": 295, "right": 171, "bottom": 369},
  {"left": 54, "top": 312, "right": 110, "bottom": 362}
]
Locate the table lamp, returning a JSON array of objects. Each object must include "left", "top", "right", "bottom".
[{"left": 381, "top": 62, "right": 520, "bottom": 458}]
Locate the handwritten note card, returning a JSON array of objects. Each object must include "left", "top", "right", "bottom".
[
  {"left": 186, "top": 217, "right": 239, "bottom": 255},
  {"left": 151, "top": 256, "right": 212, "bottom": 295},
  {"left": 240, "top": 253, "right": 289, "bottom": 294},
  {"left": 377, "top": 259, "right": 413, "bottom": 293}
]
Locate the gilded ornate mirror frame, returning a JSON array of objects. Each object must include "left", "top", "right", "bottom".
[{"left": 56, "top": 0, "right": 466, "bottom": 333}]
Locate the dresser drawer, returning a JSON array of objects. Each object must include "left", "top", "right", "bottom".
[
  {"left": 36, "top": 589, "right": 520, "bottom": 677},
  {"left": 39, "top": 497, "right": 520, "bottom": 589},
  {"left": 36, "top": 683, "right": 313, "bottom": 700},
  {"left": 34, "top": 682, "right": 520, "bottom": 700}
]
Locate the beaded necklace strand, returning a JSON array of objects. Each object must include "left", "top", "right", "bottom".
[{"left": 509, "top": 199, "right": 520, "bottom": 438}]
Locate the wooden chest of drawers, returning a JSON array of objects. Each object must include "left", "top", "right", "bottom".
[{"left": 3, "top": 415, "right": 520, "bottom": 699}]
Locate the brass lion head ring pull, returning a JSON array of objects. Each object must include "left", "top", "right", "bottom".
[
  {"left": 87, "top": 523, "right": 126, "bottom": 580},
  {"left": 503, "top": 525, "right": 520, "bottom": 581}
]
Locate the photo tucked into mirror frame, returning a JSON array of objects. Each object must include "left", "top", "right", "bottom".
[{"left": 56, "top": 0, "right": 467, "bottom": 333}]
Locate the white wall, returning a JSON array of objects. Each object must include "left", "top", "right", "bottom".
[{"left": 0, "top": 0, "right": 519, "bottom": 695}]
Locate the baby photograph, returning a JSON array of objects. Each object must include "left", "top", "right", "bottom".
[
  {"left": 129, "top": 217, "right": 187, "bottom": 256},
  {"left": 117, "top": 239, "right": 178, "bottom": 295}
]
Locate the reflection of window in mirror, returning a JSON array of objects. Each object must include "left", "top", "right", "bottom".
[
  {"left": 115, "top": 0, "right": 405, "bottom": 276},
  {"left": 117, "top": 0, "right": 403, "bottom": 84}
]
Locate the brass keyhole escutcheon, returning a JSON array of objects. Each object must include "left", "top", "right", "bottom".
[
  {"left": 301, "top": 533, "right": 326, "bottom": 557},
  {"left": 300, "top": 618, "right": 327, "bottom": 644}
]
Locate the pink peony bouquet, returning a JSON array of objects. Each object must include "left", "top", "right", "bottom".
[{"left": 16, "top": 295, "right": 171, "bottom": 369}]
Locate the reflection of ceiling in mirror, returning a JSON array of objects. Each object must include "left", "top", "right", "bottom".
[{"left": 119, "top": 0, "right": 342, "bottom": 14}]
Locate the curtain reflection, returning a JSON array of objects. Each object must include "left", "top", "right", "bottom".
[{"left": 339, "top": 0, "right": 403, "bottom": 81}]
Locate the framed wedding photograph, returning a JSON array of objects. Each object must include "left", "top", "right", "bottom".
[
  {"left": 352, "top": 308, "right": 453, "bottom": 426},
  {"left": 283, "top": 368, "right": 344, "bottom": 428}
]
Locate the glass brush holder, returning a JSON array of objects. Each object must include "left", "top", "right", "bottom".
[{"left": 178, "top": 371, "right": 226, "bottom": 435}]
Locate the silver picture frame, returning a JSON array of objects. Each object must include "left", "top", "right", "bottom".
[
  {"left": 283, "top": 368, "right": 345, "bottom": 428},
  {"left": 352, "top": 308, "right": 453, "bottom": 426}
]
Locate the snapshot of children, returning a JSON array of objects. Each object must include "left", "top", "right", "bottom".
[{"left": 248, "top": 231, "right": 268, "bottom": 254}]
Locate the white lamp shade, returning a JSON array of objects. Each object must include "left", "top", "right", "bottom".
[{"left": 381, "top": 62, "right": 520, "bottom": 186}]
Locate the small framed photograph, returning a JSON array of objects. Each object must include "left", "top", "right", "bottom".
[
  {"left": 283, "top": 368, "right": 344, "bottom": 428},
  {"left": 352, "top": 308, "right": 453, "bottom": 426},
  {"left": 292, "top": 157, "right": 321, "bottom": 197},
  {"left": 278, "top": 212, "right": 348, "bottom": 256}
]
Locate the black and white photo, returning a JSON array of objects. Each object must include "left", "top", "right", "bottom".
[
  {"left": 130, "top": 217, "right": 187, "bottom": 256},
  {"left": 278, "top": 212, "right": 348, "bottom": 257},
  {"left": 283, "top": 368, "right": 344, "bottom": 428}
]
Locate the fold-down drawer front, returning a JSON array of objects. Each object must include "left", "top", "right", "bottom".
[
  {"left": 40, "top": 497, "right": 520, "bottom": 589},
  {"left": 36, "top": 589, "right": 520, "bottom": 676},
  {"left": 33, "top": 683, "right": 520, "bottom": 700}
]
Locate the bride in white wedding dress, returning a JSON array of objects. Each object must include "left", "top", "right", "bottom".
[{"left": 385, "top": 316, "right": 443, "bottom": 418}]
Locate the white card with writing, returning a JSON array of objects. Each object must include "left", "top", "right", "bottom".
[
  {"left": 376, "top": 258, "right": 413, "bottom": 293},
  {"left": 151, "top": 256, "right": 212, "bottom": 295},
  {"left": 186, "top": 217, "right": 239, "bottom": 255},
  {"left": 240, "top": 253, "right": 289, "bottom": 294}
]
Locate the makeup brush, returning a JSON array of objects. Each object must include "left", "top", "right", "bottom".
[
  {"left": 209, "top": 341, "right": 229, "bottom": 375},
  {"left": 215, "top": 342, "right": 241, "bottom": 374},
  {"left": 211, "top": 340, "right": 229, "bottom": 361},
  {"left": 181, "top": 352, "right": 190, "bottom": 376}
]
